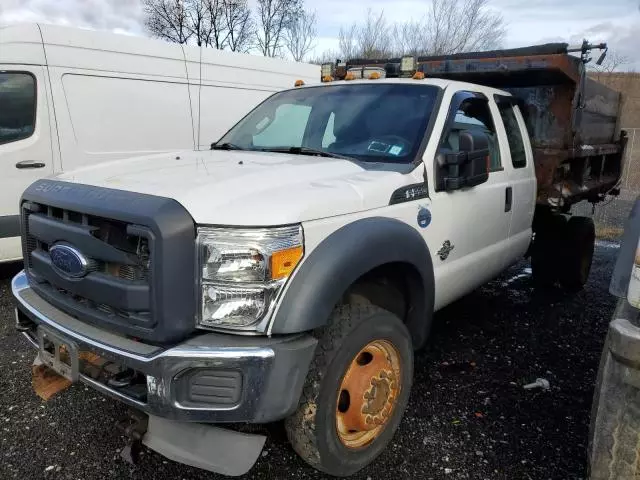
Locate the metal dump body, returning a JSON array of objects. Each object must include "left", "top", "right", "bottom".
[{"left": 337, "top": 44, "right": 627, "bottom": 208}]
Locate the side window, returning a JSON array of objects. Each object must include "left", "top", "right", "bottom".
[
  {"left": 497, "top": 101, "right": 527, "bottom": 169},
  {"left": 252, "top": 104, "right": 312, "bottom": 148},
  {"left": 446, "top": 99, "right": 501, "bottom": 171},
  {"left": 0, "top": 72, "right": 36, "bottom": 145}
]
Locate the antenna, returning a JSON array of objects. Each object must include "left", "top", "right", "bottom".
[{"left": 197, "top": 39, "right": 203, "bottom": 150}]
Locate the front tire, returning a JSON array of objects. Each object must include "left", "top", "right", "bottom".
[{"left": 285, "top": 299, "right": 413, "bottom": 477}]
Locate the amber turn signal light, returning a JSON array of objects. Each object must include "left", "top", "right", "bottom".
[{"left": 270, "top": 246, "right": 303, "bottom": 280}]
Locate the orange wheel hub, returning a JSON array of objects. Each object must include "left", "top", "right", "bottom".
[{"left": 335, "top": 340, "right": 402, "bottom": 449}]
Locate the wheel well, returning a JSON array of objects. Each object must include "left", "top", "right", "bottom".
[{"left": 345, "top": 262, "right": 425, "bottom": 347}]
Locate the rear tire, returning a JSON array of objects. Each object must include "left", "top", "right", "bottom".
[
  {"left": 285, "top": 299, "right": 413, "bottom": 477},
  {"left": 559, "top": 216, "right": 595, "bottom": 291},
  {"left": 531, "top": 214, "right": 567, "bottom": 287}
]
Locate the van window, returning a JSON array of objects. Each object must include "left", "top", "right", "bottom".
[
  {"left": 498, "top": 103, "right": 527, "bottom": 169},
  {"left": 0, "top": 73, "right": 36, "bottom": 145}
]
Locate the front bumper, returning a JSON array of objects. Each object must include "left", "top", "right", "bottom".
[{"left": 12, "top": 271, "right": 317, "bottom": 423}]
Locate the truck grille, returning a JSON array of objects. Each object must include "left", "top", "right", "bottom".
[
  {"left": 21, "top": 179, "right": 197, "bottom": 344},
  {"left": 22, "top": 202, "right": 154, "bottom": 329}
]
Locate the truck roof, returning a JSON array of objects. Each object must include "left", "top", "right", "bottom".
[{"left": 297, "top": 77, "right": 512, "bottom": 98}]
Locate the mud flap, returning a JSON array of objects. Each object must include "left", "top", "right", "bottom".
[{"left": 142, "top": 415, "right": 266, "bottom": 476}]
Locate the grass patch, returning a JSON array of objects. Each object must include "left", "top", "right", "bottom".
[{"left": 596, "top": 225, "right": 624, "bottom": 240}]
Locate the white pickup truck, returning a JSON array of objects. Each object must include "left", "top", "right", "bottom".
[{"left": 11, "top": 44, "right": 627, "bottom": 477}]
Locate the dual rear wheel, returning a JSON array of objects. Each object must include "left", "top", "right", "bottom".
[{"left": 532, "top": 214, "right": 596, "bottom": 290}]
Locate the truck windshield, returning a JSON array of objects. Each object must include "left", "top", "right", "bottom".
[{"left": 216, "top": 83, "right": 440, "bottom": 163}]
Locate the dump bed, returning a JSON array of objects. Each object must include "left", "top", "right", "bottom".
[{"left": 336, "top": 44, "right": 628, "bottom": 208}]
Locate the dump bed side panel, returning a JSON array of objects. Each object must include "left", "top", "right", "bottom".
[{"left": 581, "top": 77, "right": 622, "bottom": 145}]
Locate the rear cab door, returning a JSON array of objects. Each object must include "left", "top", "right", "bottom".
[
  {"left": 494, "top": 95, "right": 536, "bottom": 264},
  {"left": 0, "top": 65, "right": 54, "bottom": 260}
]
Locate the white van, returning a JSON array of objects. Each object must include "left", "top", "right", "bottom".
[{"left": 0, "top": 23, "right": 319, "bottom": 262}]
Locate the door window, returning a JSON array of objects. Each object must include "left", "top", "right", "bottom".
[
  {"left": 497, "top": 102, "right": 527, "bottom": 169},
  {"left": 446, "top": 100, "right": 501, "bottom": 171},
  {"left": 0, "top": 72, "right": 36, "bottom": 145}
]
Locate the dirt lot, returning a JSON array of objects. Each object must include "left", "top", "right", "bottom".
[{"left": 0, "top": 243, "right": 620, "bottom": 480}]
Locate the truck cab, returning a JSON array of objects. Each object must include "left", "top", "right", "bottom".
[{"left": 11, "top": 74, "right": 540, "bottom": 476}]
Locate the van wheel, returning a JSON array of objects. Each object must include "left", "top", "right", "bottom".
[
  {"left": 285, "top": 300, "right": 413, "bottom": 477},
  {"left": 559, "top": 216, "right": 595, "bottom": 291},
  {"left": 531, "top": 214, "right": 567, "bottom": 287}
]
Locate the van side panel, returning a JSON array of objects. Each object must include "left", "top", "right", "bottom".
[
  {"left": 55, "top": 73, "right": 193, "bottom": 170},
  {"left": 0, "top": 25, "right": 46, "bottom": 65},
  {"left": 184, "top": 46, "right": 319, "bottom": 150}
]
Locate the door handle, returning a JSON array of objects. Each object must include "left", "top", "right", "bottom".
[
  {"left": 505, "top": 186, "right": 513, "bottom": 212},
  {"left": 15, "top": 160, "right": 46, "bottom": 169}
]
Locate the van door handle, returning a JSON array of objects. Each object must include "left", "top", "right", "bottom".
[
  {"left": 15, "top": 160, "right": 46, "bottom": 169},
  {"left": 505, "top": 186, "right": 513, "bottom": 212}
]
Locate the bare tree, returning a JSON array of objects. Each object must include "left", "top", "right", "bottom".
[
  {"left": 423, "top": 0, "right": 505, "bottom": 55},
  {"left": 284, "top": 10, "right": 317, "bottom": 62},
  {"left": 309, "top": 49, "right": 341, "bottom": 65},
  {"left": 590, "top": 51, "right": 632, "bottom": 74},
  {"left": 143, "top": 0, "right": 253, "bottom": 52},
  {"left": 255, "top": 0, "right": 302, "bottom": 57},
  {"left": 391, "top": 20, "right": 424, "bottom": 57},
  {"left": 223, "top": 0, "right": 253, "bottom": 52},
  {"left": 356, "top": 9, "right": 392, "bottom": 59},
  {"left": 185, "top": 0, "right": 211, "bottom": 46},
  {"left": 337, "top": 0, "right": 505, "bottom": 60},
  {"left": 338, "top": 23, "right": 358, "bottom": 60},
  {"left": 143, "top": 0, "right": 192, "bottom": 44}
]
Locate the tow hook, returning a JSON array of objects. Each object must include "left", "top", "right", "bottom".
[{"left": 117, "top": 409, "right": 149, "bottom": 465}]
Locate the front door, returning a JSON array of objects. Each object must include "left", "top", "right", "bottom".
[
  {"left": 0, "top": 66, "right": 54, "bottom": 260},
  {"left": 426, "top": 91, "right": 513, "bottom": 310}
]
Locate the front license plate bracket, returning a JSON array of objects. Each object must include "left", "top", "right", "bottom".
[{"left": 37, "top": 327, "right": 79, "bottom": 382}]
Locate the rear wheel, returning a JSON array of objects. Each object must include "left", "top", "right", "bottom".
[
  {"left": 531, "top": 214, "right": 567, "bottom": 287},
  {"left": 559, "top": 216, "right": 595, "bottom": 290},
  {"left": 285, "top": 299, "right": 413, "bottom": 477}
]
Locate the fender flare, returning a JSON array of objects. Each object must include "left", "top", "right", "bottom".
[{"left": 271, "top": 217, "right": 435, "bottom": 348}]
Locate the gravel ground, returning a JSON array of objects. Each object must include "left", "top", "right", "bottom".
[{"left": 0, "top": 243, "right": 620, "bottom": 480}]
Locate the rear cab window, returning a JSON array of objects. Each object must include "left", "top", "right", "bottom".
[
  {"left": 0, "top": 72, "right": 36, "bottom": 145},
  {"left": 496, "top": 98, "right": 527, "bottom": 169}
]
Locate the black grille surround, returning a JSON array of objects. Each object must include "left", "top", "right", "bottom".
[{"left": 21, "top": 180, "right": 197, "bottom": 344}]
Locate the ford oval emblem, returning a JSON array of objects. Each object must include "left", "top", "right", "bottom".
[
  {"left": 417, "top": 206, "right": 432, "bottom": 229},
  {"left": 49, "top": 244, "right": 89, "bottom": 278}
]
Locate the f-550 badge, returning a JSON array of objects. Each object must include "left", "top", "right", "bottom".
[{"left": 437, "top": 240, "right": 455, "bottom": 261}]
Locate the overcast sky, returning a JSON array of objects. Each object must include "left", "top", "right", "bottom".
[{"left": 1, "top": 0, "right": 639, "bottom": 69}]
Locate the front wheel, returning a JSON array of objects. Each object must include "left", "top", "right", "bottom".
[{"left": 285, "top": 300, "right": 413, "bottom": 477}]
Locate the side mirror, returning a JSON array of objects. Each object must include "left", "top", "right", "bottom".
[{"left": 436, "top": 130, "right": 490, "bottom": 191}]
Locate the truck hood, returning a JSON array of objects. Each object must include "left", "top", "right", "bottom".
[{"left": 56, "top": 150, "right": 411, "bottom": 225}]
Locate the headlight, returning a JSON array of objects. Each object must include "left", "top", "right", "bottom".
[
  {"left": 628, "top": 238, "right": 640, "bottom": 309},
  {"left": 197, "top": 226, "right": 303, "bottom": 330}
]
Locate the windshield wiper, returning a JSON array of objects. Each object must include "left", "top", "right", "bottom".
[
  {"left": 211, "top": 142, "right": 245, "bottom": 151},
  {"left": 258, "top": 146, "right": 352, "bottom": 160}
]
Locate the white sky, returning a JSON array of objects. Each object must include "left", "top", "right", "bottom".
[{"left": 1, "top": 0, "right": 639, "bottom": 69}]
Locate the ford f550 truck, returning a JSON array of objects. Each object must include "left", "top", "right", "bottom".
[{"left": 11, "top": 42, "right": 626, "bottom": 476}]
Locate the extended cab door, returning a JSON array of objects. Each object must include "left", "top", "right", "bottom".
[
  {"left": 0, "top": 66, "right": 54, "bottom": 260},
  {"left": 494, "top": 96, "right": 536, "bottom": 265},
  {"left": 427, "top": 91, "right": 513, "bottom": 309}
]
